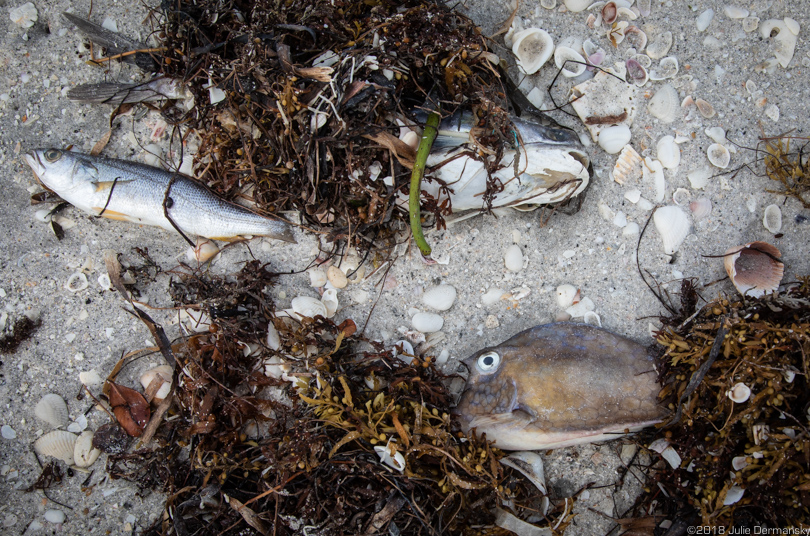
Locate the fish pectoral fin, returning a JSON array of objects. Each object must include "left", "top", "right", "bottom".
[
  {"left": 91, "top": 208, "right": 137, "bottom": 222},
  {"left": 467, "top": 409, "right": 535, "bottom": 432},
  {"left": 93, "top": 178, "right": 136, "bottom": 192}
]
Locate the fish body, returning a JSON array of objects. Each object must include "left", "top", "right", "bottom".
[
  {"left": 24, "top": 149, "right": 295, "bottom": 242},
  {"left": 455, "top": 323, "right": 666, "bottom": 450},
  {"left": 422, "top": 112, "right": 592, "bottom": 211}
]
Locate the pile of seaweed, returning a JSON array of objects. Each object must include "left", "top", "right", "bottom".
[
  {"left": 154, "top": 0, "right": 516, "bottom": 244},
  {"left": 635, "top": 277, "right": 810, "bottom": 528},
  {"left": 89, "top": 259, "right": 571, "bottom": 536}
]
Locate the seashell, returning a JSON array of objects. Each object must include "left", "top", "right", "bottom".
[
  {"left": 393, "top": 340, "right": 415, "bottom": 361},
  {"left": 760, "top": 19, "right": 798, "bottom": 68},
  {"left": 672, "top": 188, "right": 690, "bottom": 206},
  {"left": 412, "top": 312, "right": 444, "bottom": 333},
  {"left": 784, "top": 17, "right": 800, "bottom": 36},
  {"left": 597, "top": 124, "right": 632, "bottom": 154},
  {"left": 73, "top": 430, "right": 101, "bottom": 468},
  {"left": 65, "top": 272, "right": 88, "bottom": 293},
  {"left": 727, "top": 382, "right": 751, "bottom": 403},
  {"left": 763, "top": 205, "right": 782, "bottom": 233},
  {"left": 482, "top": 287, "right": 506, "bottom": 306},
  {"left": 555, "top": 284, "right": 579, "bottom": 308},
  {"left": 291, "top": 296, "right": 328, "bottom": 319},
  {"left": 723, "top": 485, "right": 745, "bottom": 506},
  {"left": 44, "top": 509, "right": 66, "bottom": 524},
  {"left": 646, "top": 30, "right": 672, "bottom": 60},
  {"left": 563, "top": 0, "right": 591, "bottom": 12},
  {"left": 180, "top": 309, "right": 212, "bottom": 333},
  {"left": 140, "top": 365, "right": 173, "bottom": 402},
  {"left": 743, "top": 16, "right": 759, "bottom": 33},
  {"left": 648, "top": 438, "right": 681, "bottom": 469},
  {"left": 553, "top": 46, "right": 586, "bottom": 78},
  {"left": 34, "top": 430, "right": 78, "bottom": 465},
  {"left": 326, "top": 266, "right": 348, "bottom": 289},
  {"left": 266, "top": 321, "right": 281, "bottom": 350},
  {"left": 321, "top": 288, "right": 338, "bottom": 318},
  {"left": 10, "top": 2, "right": 38, "bottom": 28},
  {"left": 601, "top": 1, "right": 617, "bottom": 24},
  {"left": 649, "top": 56, "right": 678, "bottom": 80},
  {"left": 643, "top": 157, "right": 666, "bottom": 202},
  {"left": 583, "top": 311, "right": 602, "bottom": 327},
  {"left": 566, "top": 296, "right": 595, "bottom": 318},
  {"left": 637, "top": 0, "right": 651, "bottom": 17},
  {"left": 582, "top": 38, "right": 599, "bottom": 58},
  {"left": 653, "top": 206, "right": 690, "bottom": 255},
  {"left": 623, "top": 221, "right": 640, "bottom": 235},
  {"left": 262, "top": 355, "right": 291, "bottom": 380},
  {"left": 308, "top": 267, "right": 327, "bottom": 287},
  {"left": 504, "top": 244, "right": 524, "bottom": 272},
  {"left": 422, "top": 284, "right": 457, "bottom": 311},
  {"left": 624, "top": 26, "right": 648, "bottom": 51},
  {"left": 647, "top": 84, "right": 679, "bottom": 123},
  {"left": 500, "top": 451, "right": 547, "bottom": 495},
  {"left": 731, "top": 456, "right": 748, "bottom": 471},
  {"left": 724, "top": 5, "right": 749, "bottom": 19},
  {"left": 35, "top": 393, "right": 69, "bottom": 428},
  {"left": 608, "top": 20, "right": 629, "bottom": 47},
  {"left": 526, "top": 87, "right": 545, "bottom": 109},
  {"left": 625, "top": 58, "right": 648, "bottom": 86},
  {"left": 689, "top": 197, "right": 712, "bottom": 220},
  {"left": 707, "top": 143, "right": 731, "bottom": 169},
  {"left": 696, "top": 9, "right": 714, "bottom": 32},
  {"left": 687, "top": 166, "right": 712, "bottom": 190},
  {"left": 613, "top": 145, "right": 643, "bottom": 184},
  {"left": 541, "top": 0, "right": 556, "bottom": 9},
  {"left": 695, "top": 98, "right": 715, "bottom": 118},
  {"left": 765, "top": 103, "right": 779, "bottom": 122},
  {"left": 624, "top": 189, "right": 642, "bottom": 203},
  {"left": 374, "top": 442, "right": 405, "bottom": 472},
  {"left": 723, "top": 241, "right": 784, "bottom": 298},
  {"left": 704, "top": 126, "right": 726, "bottom": 144},
  {"left": 617, "top": 7, "right": 636, "bottom": 20},
  {"left": 186, "top": 239, "right": 218, "bottom": 263},
  {"left": 512, "top": 28, "right": 554, "bottom": 75},
  {"left": 656, "top": 135, "right": 680, "bottom": 169}
]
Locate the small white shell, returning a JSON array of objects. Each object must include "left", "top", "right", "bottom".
[
  {"left": 704, "top": 126, "right": 726, "bottom": 144},
  {"left": 566, "top": 296, "right": 595, "bottom": 318},
  {"left": 186, "top": 239, "right": 219, "bottom": 263},
  {"left": 563, "top": 0, "right": 591, "bottom": 12},
  {"left": 707, "top": 143, "right": 731, "bottom": 169},
  {"left": 180, "top": 309, "right": 212, "bottom": 333},
  {"left": 649, "top": 56, "right": 679, "bottom": 80},
  {"left": 653, "top": 206, "right": 690, "bottom": 255},
  {"left": 35, "top": 393, "right": 69, "bottom": 428},
  {"left": 412, "top": 312, "right": 444, "bottom": 333},
  {"left": 696, "top": 8, "right": 714, "bottom": 32},
  {"left": 556, "top": 284, "right": 578, "bottom": 308},
  {"left": 637, "top": 0, "right": 651, "bottom": 16},
  {"left": 597, "top": 124, "right": 632, "bottom": 154},
  {"left": 760, "top": 19, "right": 798, "bottom": 68},
  {"left": 9, "top": 2, "right": 37, "bottom": 28},
  {"left": 723, "top": 485, "right": 745, "bottom": 505},
  {"left": 504, "top": 244, "right": 524, "bottom": 272},
  {"left": 421, "top": 285, "right": 457, "bottom": 311},
  {"left": 482, "top": 288, "right": 506, "bottom": 306},
  {"left": 731, "top": 456, "right": 748, "bottom": 471},
  {"left": 308, "top": 267, "right": 327, "bottom": 287},
  {"left": 321, "top": 288, "right": 338, "bottom": 318},
  {"left": 512, "top": 28, "right": 554, "bottom": 75},
  {"left": 140, "top": 365, "right": 173, "bottom": 402},
  {"left": 643, "top": 157, "right": 666, "bottom": 202},
  {"left": 763, "top": 204, "right": 782, "bottom": 233},
  {"left": 291, "top": 296, "right": 328, "bottom": 319},
  {"left": 727, "top": 382, "right": 751, "bottom": 403},
  {"left": 34, "top": 430, "right": 78, "bottom": 465},
  {"left": 672, "top": 188, "right": 690, "bottom": 206},
  {"left": 646, "top": 30, "right": 673, "bottom": 59},
  {"left": 689, "top": 197, "right": 713, "bottom": 220},
  {"left": 73, "top": 430, "right": 101, "bottom": 468},
  {"left": 695, "top": 98, "right": 715, "bottom": 118},
  {"left": 656, "top": 135, "right": 680, "bottom": 169},
  {"left": 554, "top": 46, "right": 586, "bottom": 77},
  {"left": 374, "top": 443, "right": 405, "bottom": 472},
  {"left": 687, "top": 166, "right": 713, "bottom": 189},
  {"left": 724, "top": 5, "right": 749, "bottom": 19},
  {"left": 624, "top": 26, "right": 647, "bottom": 50},
  {"left": 648, "top": 438, "right": 681, "bottom": 469},
  {"left": 647, "top": 84, "right": 679, "bottom": 123},
  {"left": 65, "top": 272, "right": 89, "bottom": 293},
  {"left": 326, "top": 266, "right": 348, "bottom": 289},
  {"left": 743, "top": 16, "right": 759, "bottom": 33},
  {"left": 724, "top": 242, "right": 784, "bottom": 298},
  {"left": 266, "top": 322, "right": 281, "bottom": 350},
  {"left": 44, "top": 509, "right": 66, "bottom": 524}
]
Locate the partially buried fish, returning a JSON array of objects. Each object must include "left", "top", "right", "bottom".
[
  {"left": 24, "top": 149, "right": 295, "bottom": 242},
  {"left": 454, "top": 323, "right": 667, "bottom": 450}
]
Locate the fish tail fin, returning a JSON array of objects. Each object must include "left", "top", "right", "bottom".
[{"left": 264, "top": 219, "right": 297, "bottom": 243}]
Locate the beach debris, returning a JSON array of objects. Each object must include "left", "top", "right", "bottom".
[
  {"left": 107, "top": 382, "right": 150, "bottom": 437},
  {"left": 723, "top": 241, "right": 784, "bottom": 298},
  {"left": 763, "top": 136, "right": 810, "bottom": 208},
  {"left": 570, "top": 71, "right": 639, "bottom": 140},
  {"left": 654, "top": 206, "right": 690, "bottom": 255}
]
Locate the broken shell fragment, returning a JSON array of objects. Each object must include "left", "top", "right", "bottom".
[
  {"left": 649, "top": 56, "right": 679, "bottom": 80},
  {"left": 707, "top": 143, "right": 731, "bottom": 169},
  {"left": 624, "top": 26, "right": 647, "bottom": 50},
  {"left": 656, "top": 135, "right": 680, "bottom": 169},
  {"left": 646, "top": 30, "right": 673, "bottom": 60},
  {"left": 555, "top": 284, "right": 578, "bottom": 308},
  {"left": 321, "top": 288, "right": 338, "bottom": 318},
  {"left": 73, "top": 430, "right": 101, "bottom": 468},
  {"left": 723, "top": 241, "right": 784, "bottom": 298},
  {"left": 763, "top": 204, "right": 782, "bottom": 233},
  {"left": 291, "top": 296, "right": 328, "bottom": 319},
  {"left": 696, "top": 8, "right": 714, "bottom": 32},
  {"left": 760, "top": 19, "right": 799, "bottom": 68},
  {"left": 512, "top": 28, "right": 554, "bottom": 75},
  {"left": 654, "top": 206, "right": 690, "bottom": 255},
  {"left": 695, "top": 98, "right": 715, "bottom": 118},
  {"left": 648, "top": 84, "right": 679, "bottom": 123},
  {"left": 727, "top": 382, "right": 752, "bottom": 403},
  {"left": 34, "top": 430, "right": 78, "bottom": 465},
  {"left": 613, "top": 145, "right": 643, "bottom": 184},
  {"left": 554, "top": 46, "right": 586, "bottom": 77},
  {"left": 689, "top": 197, "right": 713, "bottom": 220},
  {"left": 35, "top": 393, "right": 69, "bottom": 428},
  {"left": 140, "top": 365, "right": 174, "bottom": 403}
]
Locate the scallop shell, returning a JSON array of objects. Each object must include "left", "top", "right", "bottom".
[
  {"left": 649, "top": 56, "right": 678, "bottom": 80},
  {"left": 597, "top": 124, "right": 632, "bottom": 154},
  {"left": 34, "top": 430, "right": 78, "bottom": 465},
  {"left": 695, "top": 98, "right": 715, "bottom": 118},
  {"left": 291, "top": 296, "right": 328, "bottom": 319},
  {"left": 647, "top": 84, "right": 679, "bottom": 123},
  {"left": 35, "top": 393, "right": 69, "bottom": 428},
  {"left": 321, "top": 288, "right": 339, "bottom": 318},
  {"left": 653, "top": 206, "right": 690, "bottom": 255},
  {"left": 601, "top": 2, "right": 617, "bottom": 24},
  {"left": 763, "top": 204, "right": 782, "bottom": 233},
  {"left": 411, "top": 312, "right": 444, "bottom": 333},
  {"left": 422, "top": 284, "right": 457, "bottom": 311},
  {"left": 554, "top": 46, "right": 586, "bottom": 77},
  {"left": 727, "top": 382, "right": 752, "bottom": 403},
  {"left": 656, "top": 135, "right": 680, "bottom": 169},
  {"left": 707, "top": 143, "right": 731, "bottom": 168},
  {"left": 624, "top": 26, "right": 648, "bottom": 52},
  {"left": 73, "top": 430, "right": 101, "bottom": 468},
  {"left": 723, "top": 241, "right": 784, "bottom": 298},
  {"left": 689, "top": 197, "right": 713, "bottom": 220},
  {"left": 612, "top": 145, "right": 643, "bottom": 184},
  {"left": 625, "top": 58, "right": 648, "bottom": 86},
  {"left": 512, "top": 28, "right": 554, "bottom": 75},
  {"left": 646, "top": 30, "right": 673, "bottom": 60}
]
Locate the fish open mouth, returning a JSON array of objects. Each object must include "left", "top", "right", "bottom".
[{"left": 23, "top": 151, "right": 46, "bottom": 185}]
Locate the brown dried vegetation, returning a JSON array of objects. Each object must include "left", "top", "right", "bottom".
[{"left": 763, "top": 136, "right": 810, "bottom": 208}]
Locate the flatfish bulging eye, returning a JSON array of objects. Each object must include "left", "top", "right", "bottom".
[
  {"left": 44, "top": 149, "right": 62, "bottom": 162},
  {"left": 476, "top": 351, "right": 500, "bottom": 372}
]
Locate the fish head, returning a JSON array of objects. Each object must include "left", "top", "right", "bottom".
[
  {"left": 25, "top": 149, "right": 83, "bottom": 192},
  {"left": 454, "top": 323, "right": 667, "bottom": 450}
]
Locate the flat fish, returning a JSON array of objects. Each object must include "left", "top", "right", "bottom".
[
  {"left": 24, "top": 149, "right": 295, "bottom": 243},
  {"left": 454, "top": 323, "right": 667, "bottom": 450}
]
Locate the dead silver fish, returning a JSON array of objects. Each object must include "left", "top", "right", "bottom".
[
  {"left": 455, "top": 323, "right": 666, "bottom": 450},
  {"left": 24, "top": 149, "right": 295, "bottom": 242}
]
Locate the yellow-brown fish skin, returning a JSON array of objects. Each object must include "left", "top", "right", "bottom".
[{"left": 455, "top": 323, "right": 667, "bottom": 450}]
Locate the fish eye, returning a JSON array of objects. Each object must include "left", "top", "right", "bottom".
[
  {"left": 44, "top": 149, "right": 62, "bottom": 162},
  {"left": 476, "top": 351, "right": 500, "bottom": 373}
]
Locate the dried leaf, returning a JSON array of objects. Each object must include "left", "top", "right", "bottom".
[
  {"left": 90, "top": 129, "right": 112, "bottom": 156},
  {"left": 107, "top": 382, "right": 151, "bottom": 437}
]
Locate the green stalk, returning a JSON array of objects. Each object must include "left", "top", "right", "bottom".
[{"left": 409, "top": 111, "right": 440, "bottom": 257}]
